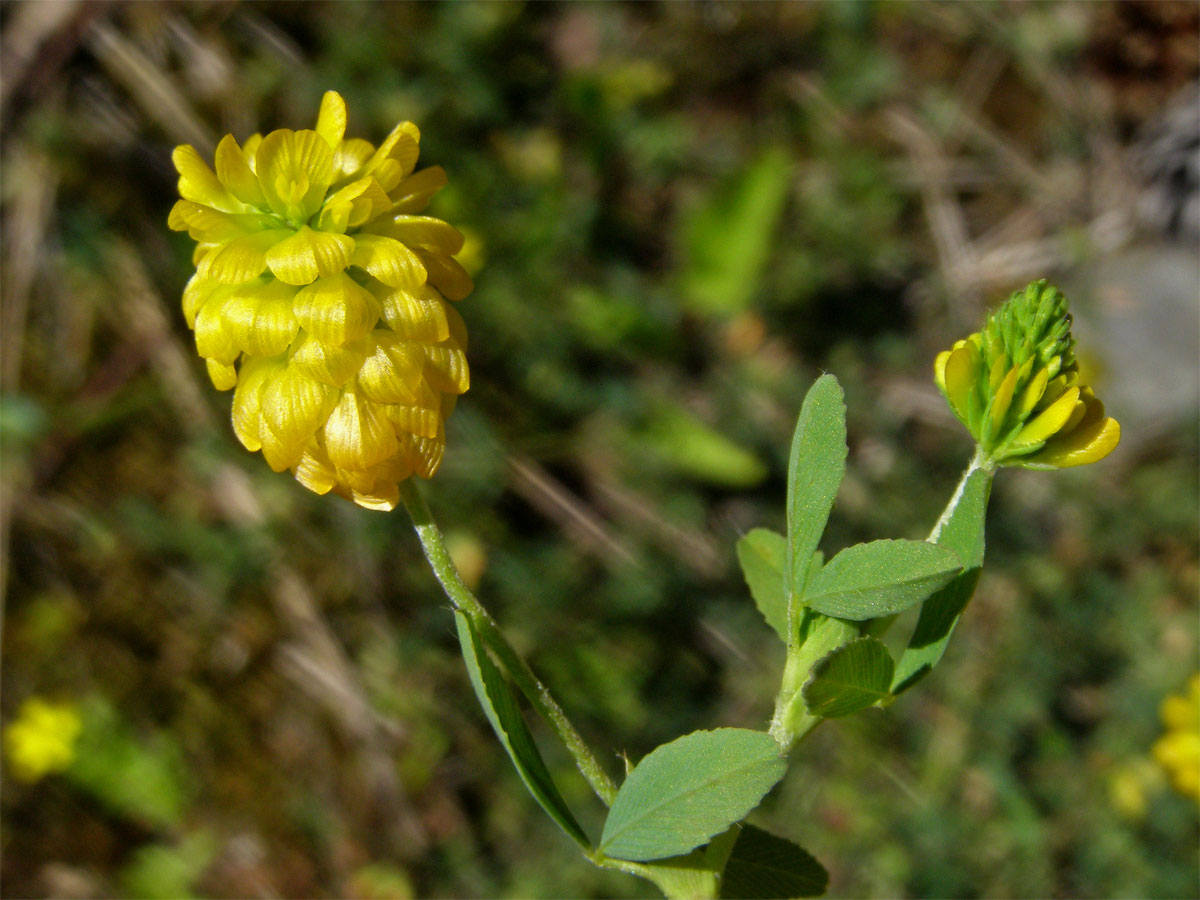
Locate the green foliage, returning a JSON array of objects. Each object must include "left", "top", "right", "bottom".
[
  {"left": 802, "top": 638, "right": 895, "bottom": 719},
  {"left": 119, "top": 832, "right": 217, "bottom": 900},
  {"left": 3, "top": 3, "right": 1193, "bottom": 898},
  {"left": 893, "top": 467, "right": 992, "bottom": 694},
  {"left": 66, "top": 697, "right": 190, "bottom": 829},
  {"left": 803, "top": 540, "right": 962, "bottom": 621},
  {"left": 638, "top": 404, "right": 769, "bottom": 488},
  {"left": 636, "top": 827, "right": 739, "bottom": 900},
  {"left": 682, "top": 148, "right": 792, "bottom": 316},
  {"left": 786, "top": 376, "right": 848, "bottom": 612},
  {"left": 735, "top": 528, "right": 788, "bottom": 642},
  {"left": 721, "top": 825, "right": 829, "bottom": 899},
  {"left": 600, "top": 729, "right": 787, "bottom": 862},
  {"left": 455, "top": 612, "right": 590, "bottom": 849}
]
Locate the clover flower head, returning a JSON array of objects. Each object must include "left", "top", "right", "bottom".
[
  {"left": 170, "top": 91, "right": 471, "bottom": 510},
  {"left": 4, "top": 697, "right": 82, "bottom": 783},
  {"left": 934, "top": 280, "right": 1119, "bottom": 469}
]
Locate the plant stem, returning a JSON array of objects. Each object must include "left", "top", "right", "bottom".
[
  {"left": 929, "top": 447, "right": 989, "bottom": 542},
  {"left": 769, "top": 449, "right": 990, "bottom": 752},
  {"left": 399, "top": 479, "right": 619, "bottom": 806}
]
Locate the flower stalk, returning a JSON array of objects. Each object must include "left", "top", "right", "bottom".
[{"left": 398, "top": 479, "right": 619, "bottom": 807}]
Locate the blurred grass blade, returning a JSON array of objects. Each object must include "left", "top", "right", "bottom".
[
  {"left": 892, "top": 467, "right": 992, "bottom": 694},
  {"left": 640, "top": 403, "right": 768, "bottom": 488},
  {"left": 682, "top": 147, "right": 791, "bottom": 316},
  {"left": 455, "top": 611, "right": 591, "bottom": 848}
]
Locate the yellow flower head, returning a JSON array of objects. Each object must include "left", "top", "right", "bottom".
[
  {"left": 4, "top": 697, "right": 82, "bottom": 783},
  {"left": 170, "top": 91, "right": 471, "bottom": 511},
  {"left": 1153, "top": 673, "right": 1200, "bottom": 801},
  {"left": 934, "top": 280, "right": 1119, "bottom": 469}
]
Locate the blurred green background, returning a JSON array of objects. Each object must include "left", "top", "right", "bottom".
[{"left": 2, "top": 1, "right": 1197, "bottom": 897}]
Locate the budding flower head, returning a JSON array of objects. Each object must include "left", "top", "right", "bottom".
[
  {"left": 934, "top": 280, "right": 1119, "bottom": 469},
  {"left": 170, "top": 91, "right": 471, "bottom": 511}
]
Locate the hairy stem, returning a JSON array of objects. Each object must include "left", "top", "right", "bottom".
[
  {"left": 399, "top": 479, "right": 619, "bottom": 806},
  {"left": 929, "top": 447, "right": 989, "bottom": 542}
]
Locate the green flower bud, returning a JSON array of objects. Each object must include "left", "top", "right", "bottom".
[{"left": 934, "top": 280, "right": 1119, "bottom": 469}]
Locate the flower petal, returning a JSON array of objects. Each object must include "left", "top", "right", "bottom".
[
  {"left": 231, "top": 356, "right": 283, "bottom": 452},
  {"left": 173, "top": 144, "right": 239, "bottom": 211},
  {"left": 293, "top": 273, "right": 380, "bottom": 346},
  {"left": 294, "top": 439, "right": 339, "bottom": 495},
  {"left": 323, "top": 391, "right": 401, "bottom": 470},
  {"left": 215, "top": 135, "right": 267, "bottom": 207},
  {"left": 317, "top": 177, "right": 391, "bottom": 233},
  {"left": 199, "top": 229, "right": 293, "bottom": 284},
  {"left": 362, "top": 121, "right": 420, "bottom": 189},
  {"left": 1011, "top": 386, "right": 1080, "bottom": 448},
  {"left": 422, "top": 322, "right": 469, "bottom": 395},
  {"left": 1015, "top": 366, "right": 1049, "bottom": 419},
  {"left": 182, "top": 275, "right": 225, "bottom": 327},
  {"left": 350, "top": 234, "right": 427, "bottom": 288},
  {"left": 378, "top": 284, "right": 451, "bottom": 343},
  {"left": 1020, "top": 416, "right": 1120, "bottom": 469},
  {"left": 355, "top": 331, "right": 426, "bottom": 404},
  {"left": 315, "top": 91, "right": 348, "bottom": 151},
  {"left": 206, "top": 359, "right": 238, "bottom": 391},
  {"left": 416, "top": 250, "right": 473, "bottom": 301},
  {"left": 334, "top": 138, "right": 375, "bottom": 179},
  {"left": 388, "top": 165, "right": 447, "bottom": 213},
  {"left": 942, "top": 344, "right": 976, "bottom": 425},
  {"left": 933, "top": 349, "right": 952, "bottom": 393},
  {"left": 369, "top": 215, "right": 465, "bottom": 255},
  {"left": 289, "top": 331, "right": 369, "bottom": 387},
  {"left": 255, "top": 129, "right": 335, "bottom": 221},
  {"left": 169, "top": 200, "right": 272, "bottom": 244},
  {"left": 193, "top": 297, "right": 240, "bottom": 364},
  {"left": 384, "top": 403, "right": 441, "bottom": 439},
  {"left": 243, "top": 133, "right": 263, "bottom": 169},
  {"left": 260, "top": 366, "right": 339, "bottom": 468},
  {"left": 220, "top": 280, "right": 301, "bottom": 357},
  {"left": 349, "top": 487, "right": 401, "bottom": 511},
  {"left": 404, "top": 432, "right": 445, "bottom": 479},
  {"left": 983, "top": 364, "right": 1019, "bottom": 445},
  {"left": 265, "top": 226, "right": 355, "bottom": 285}
]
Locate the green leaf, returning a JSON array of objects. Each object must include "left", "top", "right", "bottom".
[
  {"left": 892, "top": 467, "right": 993, "bottom": 694},
  {"left": 682, "top": 147, "right": 792, "bottom": 316},
  {"left": 786, "top": 376, "right": 847, "bottom": 609},
  {"left": 721, "top": 825, "right": 829, "bottom": 898},
  {"left": 599, "top": 729, "right": 787, "bottom": 862},
  {"left": 736, "top": 528, "right": 787, "bottom": 641},
  {"left": 802, "top": 637, "right": 894, "bottom": 718},
  {"left": 455, "top": 612, "right": 590, "bottom": 848},
  {"left": 639, "top": 826, "right": 740, "bottom": 900},
  {"left": 804, "top": 539, "right": 962, "bottom": 621}
]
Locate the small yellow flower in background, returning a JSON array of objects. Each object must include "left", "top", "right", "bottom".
[
  {"left": 934, "top": 280, "right": 1119, "bottom": 469},
  {"left": 170, "top": 91, "right": 471, "bottom": 510},
  {"left": 1107, "top": 758, "right": 1162, "bottom": 820},
  {"left": 1153, "top": 673, "right": 1200, "bottom": 801},
  {"left": 4, "top": 697, "right": 82, "bottom": 783}
]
